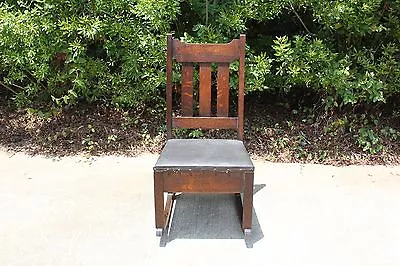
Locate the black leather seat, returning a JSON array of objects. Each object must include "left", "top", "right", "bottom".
[{"left": 154, "top": 139, "right": 254, "bottom": 171}]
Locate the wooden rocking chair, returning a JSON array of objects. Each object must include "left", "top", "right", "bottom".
[{"left": 153, "top": 33, "right": 254, "bottom": 247}]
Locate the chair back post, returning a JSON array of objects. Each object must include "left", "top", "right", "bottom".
[
  {"left": 238, "top": 34, "right": 246, "bottom": 140},
  {"left": 166, "top": 33, "right": 173, "bottom": 139}
]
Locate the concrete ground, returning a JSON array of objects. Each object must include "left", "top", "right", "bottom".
[{"left": 0, "top": 150, "right": 399, "bottom": 266}]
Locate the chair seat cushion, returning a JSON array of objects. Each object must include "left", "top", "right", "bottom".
[{"left": 154, "top": 139, "right": 254, "bottom": 171}]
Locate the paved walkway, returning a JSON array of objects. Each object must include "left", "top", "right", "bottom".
[{"left": 0, "top": 150, "right": 399, "bottom": 266}]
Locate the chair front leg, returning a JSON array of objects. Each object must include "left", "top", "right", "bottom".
[
  {"left": 242, "top": 172, "right": 254, "bottom": 231},
  {"left": 154, "top": 171, "right": 164, "bottom": 236},
  {"left": 242, "top": 171, "right": 254, "bottom": 248}
]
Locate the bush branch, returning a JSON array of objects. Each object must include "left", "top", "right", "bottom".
[
  {"left": 0, "top": 81, "right": 18, "bottom": 94},
  {"left": 290, "top": 3, "right": 312, "bottom": 35}
]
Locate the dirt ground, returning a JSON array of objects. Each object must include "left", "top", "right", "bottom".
[
  {"left": 1, "top": 94, "right": 399, "bottom": 165},
  {"left": 1, "top": 149, "right": 399, "bottom": 266}
]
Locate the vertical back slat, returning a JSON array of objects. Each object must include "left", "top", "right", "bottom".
[
  {"left": 181, "top": 63, "right": 194, "bottom": 116},
  {"left": 199, "top": 63, "right": 212, "bottom": 116},
  {"left": 217, "top": 63, "right": 230, "bottom": 117}
]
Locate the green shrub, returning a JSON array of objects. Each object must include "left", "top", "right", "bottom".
[
  {"left": 0, "top": 0, "right": 180, "bottom": 108},
  {"left": 0, "top": 0, "right": 399, "bottom": 116}
]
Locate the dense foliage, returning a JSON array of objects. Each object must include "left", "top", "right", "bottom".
[
  {"left": 0, "top": 0, "right": 179, "bottom": 108},
  {"left": 0, "top": 0, "right": 399, "bottom": 154}
]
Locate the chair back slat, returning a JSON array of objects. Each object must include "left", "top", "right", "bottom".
[
  {"left": 166, "top": 34, "right": 246, "bottom": 140},
  {"left": 199, "top": 63, "right": 212, "bottom": 116},
  {"left": 217, "top": 63, "right": 230, "bottom": 117},
  {"left": 173, "top": 39, "right": 240, "bottom": 63},
  {"left": 181, "top": 63, "right": 194, "bottom": 116}
]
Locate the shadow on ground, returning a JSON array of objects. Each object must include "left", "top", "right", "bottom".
[{"left": 161, "top": 184, "right": 265, "bottom": 247}]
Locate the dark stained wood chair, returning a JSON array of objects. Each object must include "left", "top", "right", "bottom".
[{"left": 153, "top": 33, "right": 254, "bottom": 247}]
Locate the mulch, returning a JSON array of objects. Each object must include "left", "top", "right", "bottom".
[{"left": 1, "top": 95, "right": 399, "bottom": 165}]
